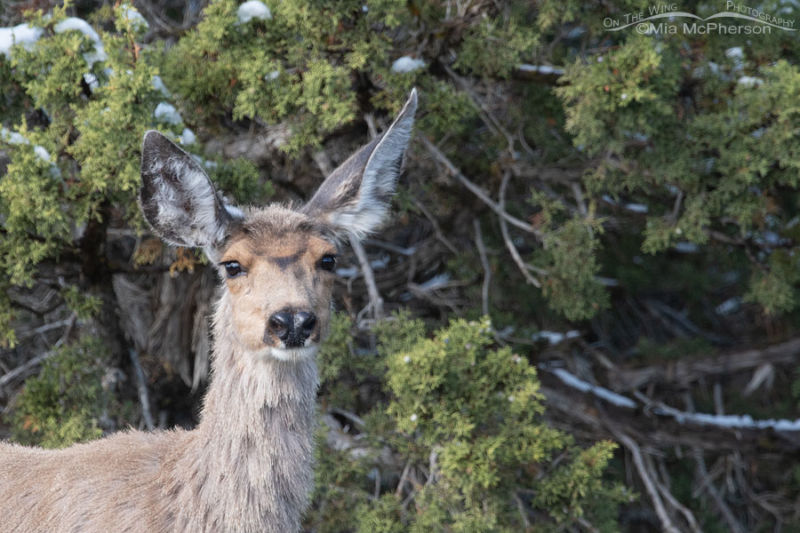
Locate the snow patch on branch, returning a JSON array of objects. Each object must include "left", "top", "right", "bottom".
[
  {"left": 548, "top": 366, "right": 800, "bottom": 432},
  {"left": 653, "top": 402, "right": 800, "bottom": 431},
  {"left": 152, "top": 75, "right": 171, "bottom": 96},
  {"left": 237, "top": 1, "right": 272, "bottom": 23},
  {"left": 550, "top": 368, "right": 637, "bottom": 408},
  {"left": 0, "top": 23, "right": 42, "bottom": 57},
  {"left": 1, "top": 127, "right": 28, "bottom": 145},
  {"left": 179, "top": 128, "right": 196, "bottom": 145},
  {"left": 517, "top": 64, "right": 565, "bottom": 76},
  {"left": 54, "top": 17, "right": 106, "bottom": 67},
  {"left": 391, "top": 56, "right": 425, "bottom": 73},
  {"left": 1, "top": 128, "right": 60, "bottom": 176},
  {"left": 624, "top": 203, "right": 649, "bottom": 214},
  {"left": 532, "top": 330, "right": 580, "bottom": 345},
  {"left": 737, "top": 76, "right": 763, "bottom": 88},
  {"left": 120, "top": 4, "right": 149, "bottom": 31},
  {"left": 154, "top": 102, "right": 183, "bottom": 125}
]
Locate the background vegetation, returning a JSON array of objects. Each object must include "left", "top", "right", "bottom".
[{"left": 2, "top": 0, "right": 800, "bottom": 530}]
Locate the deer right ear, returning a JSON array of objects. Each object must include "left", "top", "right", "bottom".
[
  {"left": 302, "top": 89, "right": 417, "bottom": 240},
  {"left": 140, "top": 131, "right": 240, "bottom": 252}
]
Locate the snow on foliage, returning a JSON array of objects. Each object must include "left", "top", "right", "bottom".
[
  {"left": 120, "top": 4, "right": 149, "bottom": 32},
  {"left": 152, "top": 75, "right": 171, "bottom": 96},
  {"left": 391, "top": 56, "right": 426, "bottom": 73},
  {"left": 532, "top": 330, "right": 580, "bottom": 345},
  {"left": 1, "top": 128, "right": 59, "bottom": 177},
  {"left": 737, "top": 76, "right": 764, "bottom": 88},
  {"left": 54, "top": 18, "right": 106, "bottom": 67},
  {"left": 33, "top": 145, "right": 52, "bottom": 162},
  {"left": 180, "top": 128, "right": 196, "bottom": 145},
  {"left": 154, "top": 102, "right": 183, "bottom": 125},
  {"left": 237, "top": 1, "right": 272, "bottom": 24},
  {"left": 0, "top": 23, "right": 43, "bottom": 57},
  {"left": 0, "top": 128, "right": 28, "bottom": 145},
  {"left": 517, "top": 64, "right": 565, "bottom": 76}
]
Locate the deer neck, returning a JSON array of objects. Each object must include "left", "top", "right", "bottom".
[{"left": 174, "top": 293, "right": 319, "bottom": 532}]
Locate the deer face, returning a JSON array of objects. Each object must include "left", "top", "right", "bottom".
[
  {"left": 214, "top": 208, "right": 337, "bottom": 360},
  {"left": 139, "top": 91, "right": 417, "bottom": 362}
]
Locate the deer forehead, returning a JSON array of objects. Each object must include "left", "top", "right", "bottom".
[{"left": 219, "top": 206, "right": 336, "bottom": 269}]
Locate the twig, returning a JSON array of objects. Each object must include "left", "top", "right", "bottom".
[
  {"left": 513, "top": 492, "right": 532, "bottom": 529},
  {"left": 312, "top": 150, "right": 334, "bottom": 176},
  {"left": 420, "top": 136, "right": 542, "bottom": 238},
  {"left": 571, "top": 182, "right": 588, "bottom": 217},
  {"left": 474, "top": 219, "right": 491, "bottom": 317},
  {"left": 395, "top": 459, "right": 412, "bottom": 497},
  {"left": 0, "top": 313, "right": 76, "bottom": 393},
  {"left": 426, "top": 448, "right": 439, "bottom": 486},
  {"left": 693, "top": 449, "right": 746, "bottom": 533},
  {"left": 411, "top": 197, "right": 458, "bottom": 254},
  {"left": 646, "top": 454, "right": 702, "bottom": 533},
  {"left": 373, "top": 467, "right": 381, "bottom": 500},
  {"left": 16, "top": 318, "right": 76, "bottom": 341},
  {"left": 576, "top": 516, "right": 601, "bottom": 533},
  {"left": 0, "top": 352, "right": 52, "bottom": 391},
  {"left": 129, "top": 348, "right": 155, "bottom": 431},
  {"left": 351, "top": 236, "right": 384, "bottom": 322},
  {"left": 610, "top": 428, "right": 682, "bottom": 533},
  {"left": 444, "top": 65, "right": 515, "bottom": 152},
  {"left": 363, "top": 238, "right": 417, "bottom": 256},
  {"left": 329, "top": 407, "right": 366, "bottom": 429},
  {"left": 683, "top": 393, "right": 746, "bottom": 533},
  {"left": 364, "top": 113, "right": 378, "bottom": 140},
  {"left": 499, "top": 171, "right": 542, "bottom": 287}
]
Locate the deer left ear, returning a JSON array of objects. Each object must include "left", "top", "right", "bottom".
[
  {"left": 302, "top": 89, "right": 417, "bottom": 240},
  {"left": 139, "top": 131, "right": 241, "bottom": 253}
]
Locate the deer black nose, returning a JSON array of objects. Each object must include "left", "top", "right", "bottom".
[
  {"left": 268, "top": 310, "right": 317, "bottom": 348},
  {"left": 296, "top": 311, "right": 316, "bottom": 338}
]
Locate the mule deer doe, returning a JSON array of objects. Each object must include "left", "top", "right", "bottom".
[{"left": 0, "top": 90, "right": 417, "bottom": 532}]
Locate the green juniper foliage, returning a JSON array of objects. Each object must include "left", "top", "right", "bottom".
[
  {"left": 9, "top": 336, "right": 112, "bottom": 449},
  {"left": 309, "top": 316, "right": 630, "bottom": 531}
]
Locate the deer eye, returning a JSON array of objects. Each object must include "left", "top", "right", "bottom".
[
  {"left": 221, "top": 261, "right": 245, "bottom": 278},
  {"left": 319, "top": 254, "right": 336, "bottom": 272}
]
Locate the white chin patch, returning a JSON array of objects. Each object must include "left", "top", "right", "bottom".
[{"left": 266, "top": 345, "right": 319, "bottom": 362}]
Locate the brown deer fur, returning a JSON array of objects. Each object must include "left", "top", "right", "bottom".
[{"left": 0, "top": 90, "right": 417, "bottom": 533}]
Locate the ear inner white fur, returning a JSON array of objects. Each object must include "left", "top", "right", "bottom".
[
  {"left": 302, "top": 89, "right": 418, "bottom": 239},
  {"left": 140, "top": 131, "right": 241, "bottom": 251}
]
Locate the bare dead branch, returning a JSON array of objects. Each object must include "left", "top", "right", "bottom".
[
  {"left": 410, "top": 197, "right": 459, "bottom": 255},
  {"left": 129, "top": 348, "right": 155, "bottom": 431},
  {"left": 609, "top": 336, "right": 800, "bottom": 391},
  {"left": 0, "top": 313, "right": 76, "bottom": 395},
  {"left": 645, "top": 453, "right": 702, "bottom": 533},
  {"left": 693, "top": 449, "right": 746, "bottom": 533},
  {"left": 499, "top": 171, "right": 542, "bottom": 287},
  {"left": 473, "top": 219, "right": 491, "bottom": 317},
  {"left": 351, "top": 237, "right": 384, "bottom": 322},
  {"left": 610, "top": 428, "right": 682, "bottom": 533},
  {"left": 420, "top": 136, "right": 542, "bottom": 238}
]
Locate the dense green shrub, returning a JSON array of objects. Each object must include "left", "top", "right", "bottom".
[
  {"left": 310, "top": 315, "right": 630, "bottom": 531},
  {"left": 9, "top": 337, "right": 111, "bottom": 448}
]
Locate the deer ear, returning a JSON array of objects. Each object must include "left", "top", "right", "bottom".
[
  {"left": 302, "top": 89, "right": 417, "bottom": 240},
  {"left": 139, "top": 131, "right": 240, "bottom": 252}
]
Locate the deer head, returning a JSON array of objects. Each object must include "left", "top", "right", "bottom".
[{"left": 138, "top": 90, "right": 416, "bottom": 363}]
